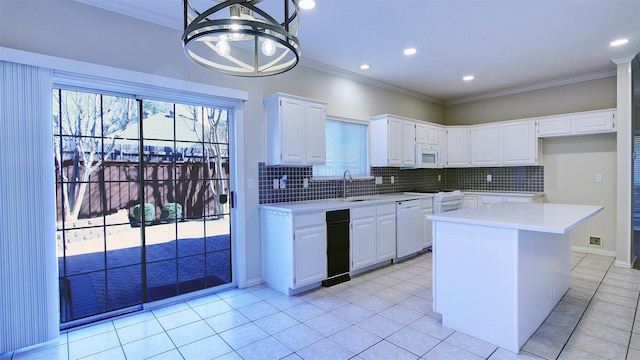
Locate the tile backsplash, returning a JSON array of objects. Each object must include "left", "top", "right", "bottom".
[{"left": 258, "top": 163, "right": 543, "bottom": 204}]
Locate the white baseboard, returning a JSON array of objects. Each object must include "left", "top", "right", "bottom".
[
  {"left": 571, "top": 245, "right": 616, "bottom": 258},
  {"left": 244, "top": 277, "right": 263, "bottom": 289}
]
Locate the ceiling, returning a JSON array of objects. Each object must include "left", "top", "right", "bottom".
[{"left": 76, "top": 0, "right": 639, "bottom": 104}]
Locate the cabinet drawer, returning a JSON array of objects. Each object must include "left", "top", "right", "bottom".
[
  {"left": 421, "top": 198, "right": 434, "bottom": 209},
  {"left": 377, "top": 203, "right": 395, "bottom": 216},
  {"left": 295, "top": 212, "right": 326, "bottom": 228},
  {"left": 351, "top": 206, "right": 376, "bottom": 220},
  {"left": 479, "top": 196, "right": 503, "bottom": 204}
]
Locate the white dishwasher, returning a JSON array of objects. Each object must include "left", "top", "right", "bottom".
[{"left": 396, "top": 199, "right": 423, "bottom": 258}]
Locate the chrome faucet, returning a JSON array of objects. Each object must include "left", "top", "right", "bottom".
[{"left": 343, "top": 169, "right": 353, "bottom": 199}]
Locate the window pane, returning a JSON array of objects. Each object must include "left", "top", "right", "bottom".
[{"left": 313, "top": 119, "right": 368, "bottom": 177}]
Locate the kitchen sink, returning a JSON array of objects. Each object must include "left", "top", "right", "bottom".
[{"left": 342, "top": 197, "right": 375, "bottom": 202}]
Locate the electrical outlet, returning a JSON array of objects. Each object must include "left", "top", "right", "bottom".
[
  {"left": 589, "top": 236, "right": 602, "bottom": 247},
  {"left": 303, "top": 178, "right": 309, "bottom": 188},
  {"left": 272, "top": 178, "right": 279, "bottom": 190},
  {"left": 487, "top": 174, "right": 492, "bottom": 182},
  {"left": 438, "top": 174, "right": 441, "bottom": 182},
  {"left": 390, "top": 176, "right": 395, "bottom": 184},
  {"left": 375, "top": 176, "right": 382, "bottom": 185}
]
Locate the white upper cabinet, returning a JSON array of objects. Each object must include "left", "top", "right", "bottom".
[
  {"left": 415, "top": 122, "right": 428, "bottom": 144},
  {"left": 264, "top": 93, "right": 327, "bottom": 165},
  {"left": 402, "top": 120, "right": 416, "bottom": 167},
  {"left": 469, "top": 124, "right": 501, "bottom": 166},
  {"left": 573, "top": 109, "right": 616, "bottom": 134},
  {"left": 501, "top": 120, "right": 539, "bottom": 166},
  {"left": 371, "top": 115, "right": 416, "bottom": 167},
  {"left": 445, "top": 127, "right": 469, "bottom": 167},
  {"left": 537, "top": 109, "right": 616, "bottom": 137}
]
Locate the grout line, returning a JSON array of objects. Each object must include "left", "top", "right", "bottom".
[{"left": 554, "top": 254, "right": 615, "bottom": 359}]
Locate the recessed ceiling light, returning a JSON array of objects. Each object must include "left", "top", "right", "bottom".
[
  {"left": 403, "top": 48, "right": 417, "bottom": 56},
  {"left": 360, "top": 64, "right": 371, "bottom": 70},
  {"left": 610, "top": 38, "right": 629, "bottom": 47},
  {"left": 298, "top": 0, "right": 316, "bottom": 10},
  {"left": 463, "top": 75, "right": 475, "bottom": 81}
]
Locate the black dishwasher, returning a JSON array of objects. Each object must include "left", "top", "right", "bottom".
[{"left": 322, "top": 209, "right": 351, "bottom": 287}]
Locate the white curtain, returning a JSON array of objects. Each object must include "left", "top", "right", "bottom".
[{"left": 0, "top": 61, "right": 58, "bottom": 353}]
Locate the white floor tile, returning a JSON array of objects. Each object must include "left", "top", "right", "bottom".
[
  {"left": 166, "top": 320, "right": 216, "bottom": 347},
  {"left": 121, "top": 332, "right": 176, "bottom": 360},
  {"left": 295, "top": 338, "right": 354, "bottom": 360},
  {"left": 218, "top": 322, "right": 269, "bottom": 349},
  {"left": 178, "top": 335, "right": 233, "bottom": 360},
  {"left": 235, "top": 336, "right": 293, "bottom": 360},
  {"left": 273, "top": 324, "right": 324, "bottom": 352},
  {"left": 358, "top": 340, "right": 416, "bottom": 360},
  {"left": 116, "top": 318, "right": 165, "bottom": 345},
  {"left": 329, "top": 325, "right": 382, "bottom": 354},
  {"left": 386, "top": 326, "right": 440, "bottom": 357},
  {"left": 13, "top": 251, "right": 640, "bottom": 360},
  {"left": 253, "top": 311, "right": 300, "bottom": 335},
  {"left": 422, "top": 341, "right": 484, "bottom": 359},
  {"left": 204, "top": 309, "right": 250, "bottom": 333}
]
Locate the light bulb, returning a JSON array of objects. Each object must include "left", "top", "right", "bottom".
[
  {"left": 228, "top": 23, "right": 243, "bottom": 41},
  {"left": 261, "top": 39, "right": 276, "bottom": 56},
  {"left": 215, "top": 39, "right": 230, "bottom": 56},
  {"left": 299, "top": 0, "right": 316, "bottom": 10}
]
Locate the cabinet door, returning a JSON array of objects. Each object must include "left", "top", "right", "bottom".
[
  {"left": 415, "top": 122, "right": 428, "bottom": 144},
  {"left": 446, "top": 127, "right": 469, "bottom": 167},
  {"left": 463, "top": 195, "right": 478, "bottom": 208},
  {"left": 573, "top": 110, "right": 615, "bottom": 134},
  {"left": 502, "top": 121, "right": 538, "bottom": 165},
  {"left": 304, "top": 101, "right": 327, "bottom": 164},
  {"left": 478, "top": 195, "right": 503, "bottom": 205},
  {"left": 422, "top": 207, "right": 433, "bottom": 249},
  {"left": 470, "top": 124, "right": 500, "bottom": 166},
  {"left": 402, "top": 121, "right": 416, "bottom": 166},
  {"left": 387, "top": 117, "right": 403, "bottom": 166},
  {"left": 537, "top": 115, "right": 572, "bottom": 137},
  {"left": 427, "top": 125, "right": 441, "bottom": 146},
  {"left": 376, "top": 213, "right": 396, "bottom": 262},
  {"left": 279, "top": 97, "right": 305, "bottom": 164},
  {"left": 294, "top": 225, "right": 327, "bottom": 287},
  {"left": 351, "top": 217, "right": 376, "bottom": 271}
]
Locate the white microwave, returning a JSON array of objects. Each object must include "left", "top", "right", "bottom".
[{"left": 415, "top": 144, "right": 442, "bottom": 168}]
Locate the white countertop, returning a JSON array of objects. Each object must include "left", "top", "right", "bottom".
[
  {"left": 259, "top": 193, "right": 433, "bottom": 214},
  {"left": 427, "top": 202, "right": 603, "bottom": 234},
  {"left": 462, "top": 191, "right": 545, "bottom": 197}
]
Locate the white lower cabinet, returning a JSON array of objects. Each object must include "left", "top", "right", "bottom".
[
  {"left": 421, "top": 198, "right": 433, "bottom": 249},
  {"left": 376, "top": 204, "right": 397, "bottom": 262},
  {"left": 350, "top": 206, "right": 377, "bottom": 271},
  {"left": 261, "top": 209, "right": 327, "bottom": 295},
  {"left": 463, "top": 195, "right": 478, "bottom": 209}
]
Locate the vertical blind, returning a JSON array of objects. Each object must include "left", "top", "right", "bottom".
[{"left": 0, "top": 61, "right": 59, "bottom": 353}]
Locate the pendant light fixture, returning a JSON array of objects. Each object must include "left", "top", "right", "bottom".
[{"left": 182, "top": 0, "right": 301, "bottom": 77}]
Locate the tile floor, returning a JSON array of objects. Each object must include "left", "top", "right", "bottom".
[{"left": 3, "top": 251, "right": 640, "bottom": 360}]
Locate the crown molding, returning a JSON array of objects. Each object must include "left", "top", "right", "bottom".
[
  {"left": 299, "top": 58, "right": 445, "bottom": 105},
  {"left": 610, "top": 52, "right": 639, "bottom": 65},
  {"left": 445, "top": 70, "right": 617, "bottom": 106}
]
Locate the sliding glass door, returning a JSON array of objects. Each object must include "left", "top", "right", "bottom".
[{"left": 55, "top": 89, "right": 232, "bottom": 324}]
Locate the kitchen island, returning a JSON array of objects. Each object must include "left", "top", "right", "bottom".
[{"left": 427, "top": 202, "right": 603, "bottom": 353}]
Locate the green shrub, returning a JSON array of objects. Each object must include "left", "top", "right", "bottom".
[
  {"left": 132, "top": 203, "right": 155, "bottom": 224},
  {"left": 160, "top": 203, "right": 183, "bottom": 221}
]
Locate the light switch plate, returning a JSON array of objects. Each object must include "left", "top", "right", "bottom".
[
  {"left": 595, "top": 174, "right": 602, "bottom": 183},
  {"left": 375, "top": 176, "right": 382, "bottom": 185}
]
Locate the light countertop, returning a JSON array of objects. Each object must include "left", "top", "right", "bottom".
[
  {"left": 462, "top": 190, "right": 545, "bottom": 197},
  {"left": 259, "top": 193, "right": 433, "bottom": 214},
  {"left": 427, "top": 202, "right": 603, "bottom": 234}
]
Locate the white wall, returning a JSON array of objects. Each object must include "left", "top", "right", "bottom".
[
  {"left": 0, "top": 0, "right": 444, "bottom": 286},
  {"left": 445, "top": 78, "right": 618, "bottom": 255}
]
